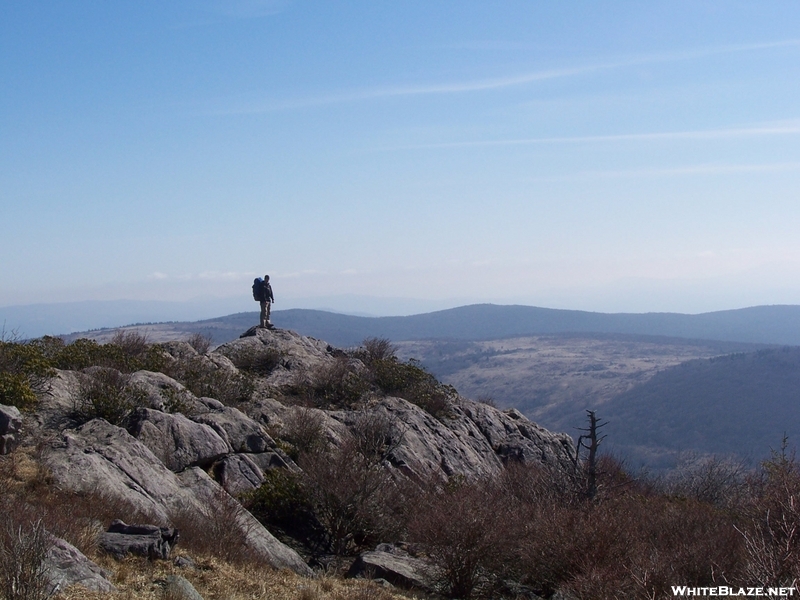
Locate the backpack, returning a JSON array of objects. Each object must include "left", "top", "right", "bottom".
[{"left": 252, "top": 277, "right": 265, "bottom": 302}]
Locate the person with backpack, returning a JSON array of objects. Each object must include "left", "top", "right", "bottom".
[{"left": 252, "top": 275, "right": 275, "bottom": 328}]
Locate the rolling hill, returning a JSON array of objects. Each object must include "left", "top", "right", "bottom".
[{"left": 62, "top": 303, "right": 800, "bottom": 348}]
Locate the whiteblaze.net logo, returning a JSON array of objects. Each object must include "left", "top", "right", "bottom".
[{"left": 672, "top": 587, "right": 797, "bottom": 597}]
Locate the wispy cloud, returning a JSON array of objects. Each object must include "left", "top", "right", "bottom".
[
  {"left": 211, "top": 65, "right": 603, "bottom": 114},
  {"left": 206, "top": 39, "right": 800, "bottom": 114},
  {"left": 526, "top": 161, "right": 800, "bottom": 182},
  {"left": 394, "top": 120, "right": 800, "bottom": 150},
  {"left": 588, "top": 161, "right": 800, "bottom": 178}
]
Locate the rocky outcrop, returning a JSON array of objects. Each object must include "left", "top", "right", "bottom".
[
  {"left": 98, "top": 520, "right": 179, "bottom": 560},
  {"left": 42, "top": 419, "right": 312, "bottom": 575},
  {"left": 212, "top": 454, "right": 265, "bottom": 496},
  {"left": 0, "top": 403, "right": 22, "bottom": 455},
  {"left": 123, "top": 408, "right": 229, "bottom": 472},
  {"left": 31, "top": 324, "right": 576, "bottom": 583},
  {"left": 44, "top": 418, "right": 183, "bottom": 522},
  {"left": 219, "top": 327, "right": 338, "bottom": 388},
  {"left": 192, "top": 405, "right": 273, "bottom": 453},
  {"left": 45, "top": 536, "right": 116, "bottom": 594},
  {"left": 347, "top": 544, "right": 433, "bottom": 592},
  {"left": 223, "top": 328, "right": 576, "bottom": 481},
  {"left": 253, "top": 395, "right": 576, "bottom": 482}
]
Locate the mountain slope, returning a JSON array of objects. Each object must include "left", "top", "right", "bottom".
[{"left": 601, "top": 346, "right": 800, "bottom": 467}]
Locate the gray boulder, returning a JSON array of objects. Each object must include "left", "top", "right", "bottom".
[
  {"left": 163, "top": 575, "right": 204, "bottom": 600},
  {"left": 212, "top": 454, "right": 265, "bottom": 496},
  {"left": 247, "top": 449, "right": 295, "bottom": 473},
  {"left": 329, "top": 396, "right": 576, "bottom": 482},
  {"left": 45, "top": 536, "right": 116, "bottom": 594},
  {"left": 347, "top": 544, "right": 433, "bottom": 592},
  {"left": 0, "top": 403, "right": 22, "bottom": 455},
  {"left": 192, "top": 405, "right": 273, "bottom": 453},
  {"left": 127, "top": 370, "right": 194, "bottom": 413},
  {"left": 217, "top": 327, "right": 338, "bottom": 388},
  {"left": 98, "top": 519, "right": 179, "bottom": 560},
  {"left": 124, "top": 407, "right": 229, "bottom": 472},
  {"left": 44, "top": 418, "right": 184, "bottom": 522},
  {"left": 452, "top": 401, "right": 577, "bottom": 472},
  {"left": 32, "top": 369, "right": 83, "bottom": 428},
  {"left": 42, "top": 419, "right": 312, "bottom": 576}
]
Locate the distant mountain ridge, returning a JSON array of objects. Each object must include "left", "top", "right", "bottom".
[
  {"left": 271, "top": 304, "right": 800, "bottom": 347},
  {"left": 60, "top": 303, "right": 800, "bottom": 348}
]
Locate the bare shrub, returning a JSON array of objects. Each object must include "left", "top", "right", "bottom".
[
  {"left": 227, "top": 345, "right": 282, "bottom": 376},
  {"left": 666, "top": 453, "right": 749, "bottom": 509},
  {"left": 475, "top": 395, "right": 496, "bottom": 407},
  {"left": 409, "top": 479, "right": 513, "bottom": 599},
  {"left": 359, "top": 338, "right": 396, "bottom": 363},
  {"left": 170, "top": 486, "right": 254, "bottom": 565},
  {"left": 350, "top": 410, "right": 403, "bottom": 466},
  {"left": 186, "top": 333, "right": 212, "bottom": 355},
  {"left": 300, "top": 439, "right": 406, "bottom": 555},
  {"left": 110, "top": 329, "right": 149, "bottom": 360},
  {"left": 737, "top": 439, "right": 800, "bottom": 586},
  {"left": 498, "top": 461, "right": 577, "bottom": 507},
  {"left": 280, "top": 406, "right": 328, "bottom": 459},
  {"left": 0, "top": 516, "right": 52, "bottom": 600},
  {"left": 72, "top": 367, "right": 148, "bottom": 425},
  {"left": 305, "top": 357, "right": 369, "bottom": 408},
  {"left": 510, "top": 489, "right": 745, "bottom": 600}
]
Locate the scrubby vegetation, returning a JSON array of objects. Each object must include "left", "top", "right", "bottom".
[
  {"left": 3, "top": 329, "right": 800, "bottom": 599},
  {"left": 284, "top": 337, "right": 456, "bottom": 419}
]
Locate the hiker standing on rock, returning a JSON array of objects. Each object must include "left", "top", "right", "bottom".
[{"left": 253, "top": 275, "right": 274, "bottom": 328}]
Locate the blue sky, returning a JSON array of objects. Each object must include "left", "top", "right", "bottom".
[{"left": 3, "top": 1, "right": 800, "bottom": 317}]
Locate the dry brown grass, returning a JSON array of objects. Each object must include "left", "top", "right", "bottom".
[
  {"left": 56, "top": 553, "right": 422, "bottom": 600},
  {"left": 0, "top": 446, "right": 418, "bottom": 600}
]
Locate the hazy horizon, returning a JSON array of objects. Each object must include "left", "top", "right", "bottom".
[
  {"left": 3, "top": 2, "right": 800, "bottom": 314},
  {"left": 5, "top": 294, "right": 800, "bottom": 341}
]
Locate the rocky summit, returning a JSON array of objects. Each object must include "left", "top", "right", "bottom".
[{"left": 2, "top": 326, "right": 578, "bottom": 599}]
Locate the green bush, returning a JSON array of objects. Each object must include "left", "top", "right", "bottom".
[
  {"left": 295, "top": 357, "right": 370, "bottom": 408},
  {"left": 244, "top": 468, "right": 310, "bottom": 526},
  {"left": 0, "top": 340, "right": 56, "bottom": 410},
  {"left": 369, "top": 357, "right": 454, "bottom": 419},
  {"left": 72, "top": 368, "right": 148, "bottom": 425},
  {"left": 166, "top": 357, "right": 254, "bottom": 405},
  {"left": 0, "top": 373, "right": 38, "bottom": 411},
  {"left": 28, "top": 334, "right": 167, "bottom": 374}
]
